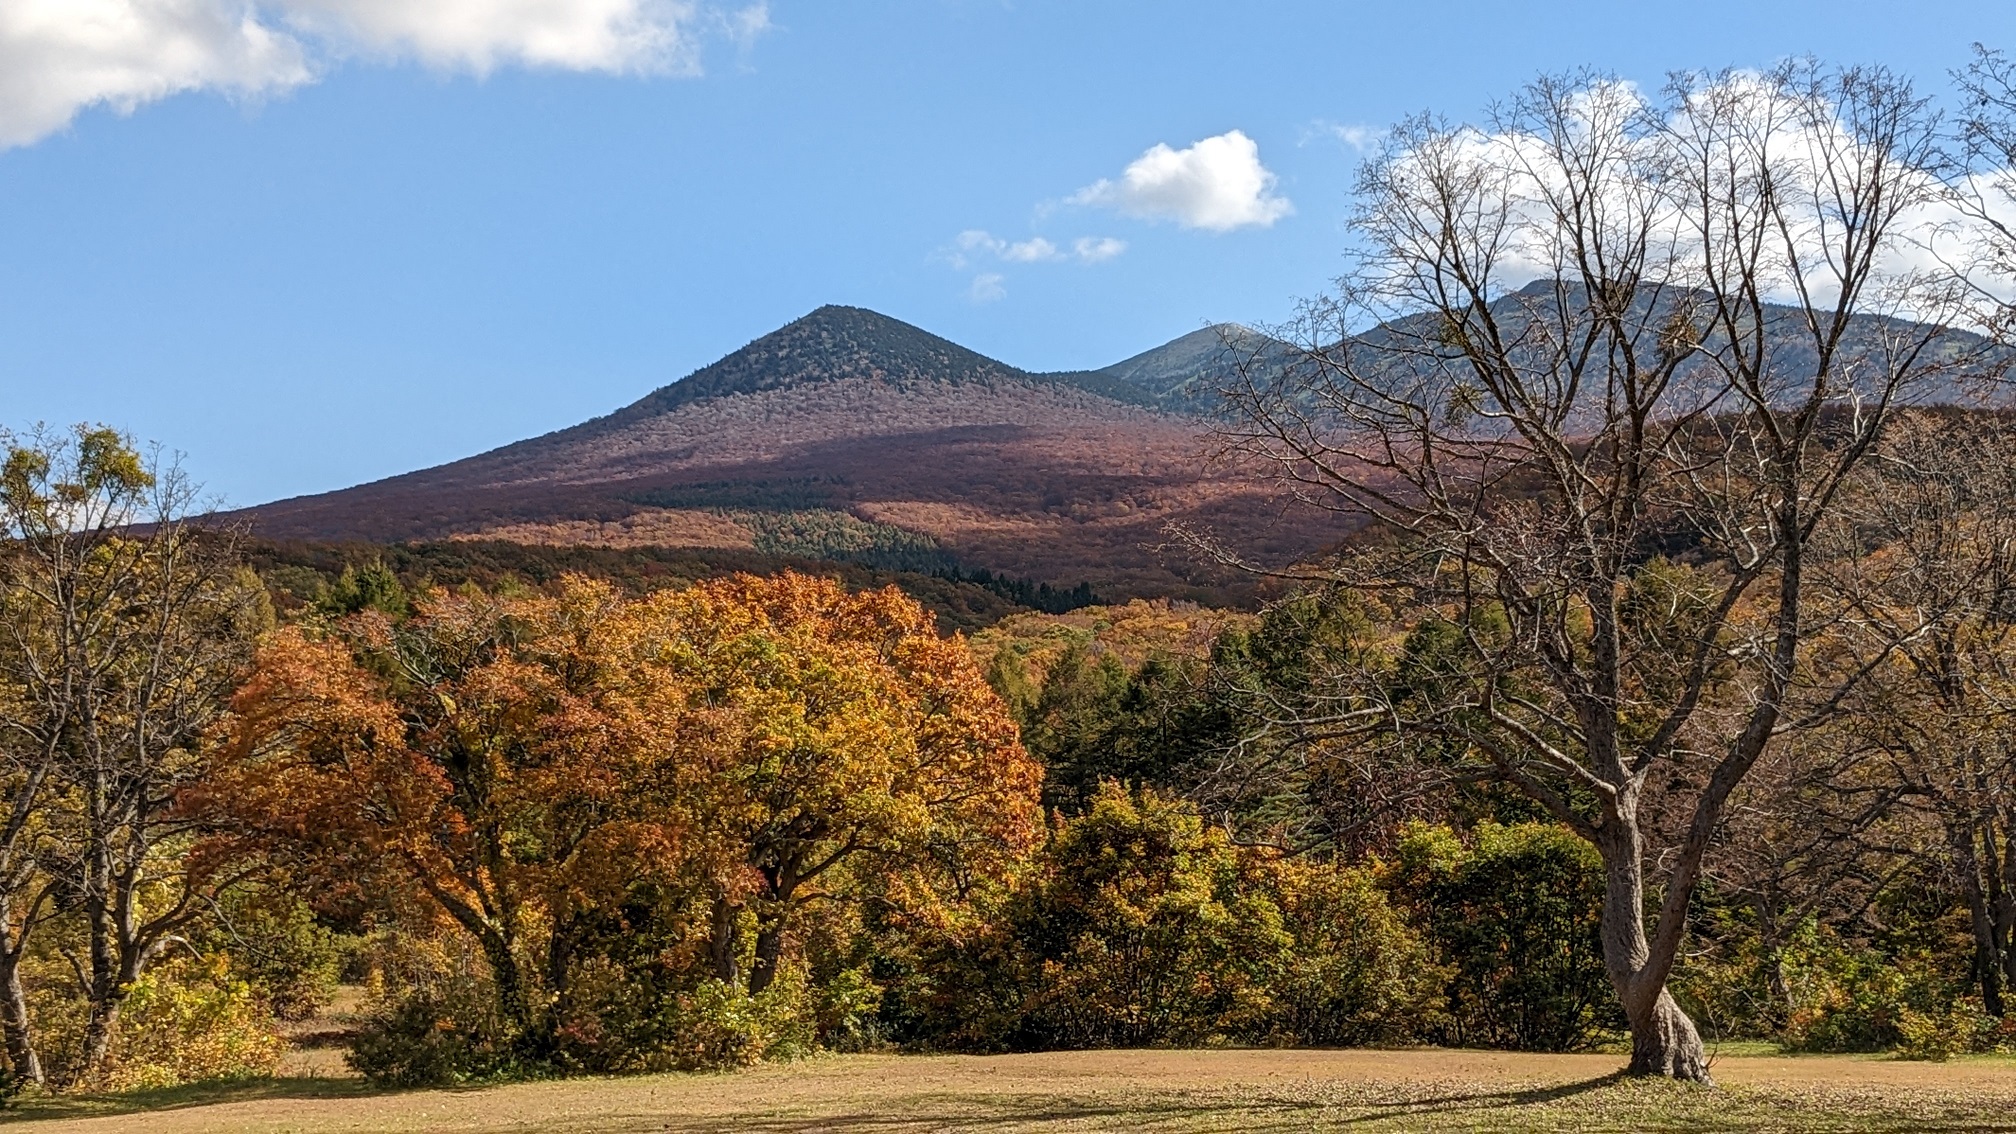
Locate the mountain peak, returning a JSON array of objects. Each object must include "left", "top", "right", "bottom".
[
  {"left": 603, "top": 306, "right": 1035, "bottom": 426},
  {"left": 1088, "top": 322, "right": 1282, "bottom": 403}
]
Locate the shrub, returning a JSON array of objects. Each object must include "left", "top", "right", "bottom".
[
  {"left": 347, "top": 992, "right": 524, "bottom": 1088},
  {"left": 1896, "top": 1000, "right": 1994, "bottom": 1061},
  {"left": 666, "top": 968, "right": 817, "bottom": 1070},
  {"left": 209, "top": 887, "right": 347, "bottom": 1021},
  {"left": 1387, "top": 822, "right": 1618, "bottom": 1051},
  {"left": 1774, "top": 925, "right": 1981, "bottom": 1055},
  {"left": 1012, "top": 784, "right": 1288, "bottom": 1049},
  {"left": 1263, "top": 861, "right": 1446, "bottom": 1046},
  {"left": 103, "top": 956, "right": 284, "bottom": 1091},
  {"left": 813, "top": 965, "right": 885, "bottom": 1053},
  {"left": 346, "top": 937, "right": 524, "bottom": 1087}
]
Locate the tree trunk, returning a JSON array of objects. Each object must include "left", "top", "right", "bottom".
[
  {"left": 1996, "top": 814, "right": 2016, "bottom": 1003},
  {"left": 1599, "top": 820, "right": 1713, "bottom": 1084},
  {"left": 477, "top": 930, "right": 531, "bottom": 1036},
  {"left": 749, "top": 919, "right": 784, "bottom": 995},
  {"left": 67, "top": 866, "right": 125, "bottom": 1087},
  {"left": 1626, "top": 988, "right": 1711, "bottom": 1080},
  {"left": 708, "top": 896, "right": 741, "bottom": 986},
  {"left": 0, "top": 947, "right": 41, "bottom": 1088},
  {"left": 72, "top": 997, "right": 122, "bottom": 1087},
  {"left": 1951, "top": 818, "right": 2006, "bottom": 1016}
]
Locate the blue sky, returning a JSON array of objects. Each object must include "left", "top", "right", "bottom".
[{"left": 3, "top": 0, "right": 2013, "bottom": 507}]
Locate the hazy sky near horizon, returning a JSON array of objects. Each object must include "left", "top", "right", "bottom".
[{"left": 3, "top": 0, "right": 2013, "bottom": 507}]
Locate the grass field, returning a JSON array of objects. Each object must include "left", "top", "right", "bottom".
[{"left": 8, "top": 1047, "right": 2016, "bottom": 1133}]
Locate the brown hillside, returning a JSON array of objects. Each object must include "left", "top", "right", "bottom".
[{"left": 234, "top": 309, "right": 1357, "bottom": 594}]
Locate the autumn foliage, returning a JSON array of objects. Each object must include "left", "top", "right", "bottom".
[{"left": 205, "top": 571, "right": 1041, "bottom": 1072}]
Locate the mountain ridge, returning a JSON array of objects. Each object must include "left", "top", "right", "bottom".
[
  {"left": 230, "top": 306, "right": 1331, "bottom": 596},
  {"left": 229, "top": 293, "right": 2002, "bottom": 599}
]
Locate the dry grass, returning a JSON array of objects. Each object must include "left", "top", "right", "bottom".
[{"left": 10, "top": 1048, "right": 2016, "bottom": 1133}]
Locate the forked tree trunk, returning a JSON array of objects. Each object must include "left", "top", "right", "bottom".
[{"left": 1599, "top": 819, "right": 1712, "bottom": 1084}]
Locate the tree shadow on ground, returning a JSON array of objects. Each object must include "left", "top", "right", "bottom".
[
  {"left": 1331, "top": 1072, "right": 1631, "bottom": 1124},
  {"left": 0, "top": 1075, "right": 387, "bottom": 1124},
  {"left": 641, "top": 1077, "right": 1630, "bottom": 1134},
  {"left": 632, "top": 1074, "right": 2016, "bottom": 1134}
]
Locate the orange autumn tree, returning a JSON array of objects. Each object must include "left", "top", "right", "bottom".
[
  {"left": 204, "top": 579, "right": 647, "bottom": 1049},
  {"left": 207, "top": 571, "right": 1039, "bottom": 1059}
]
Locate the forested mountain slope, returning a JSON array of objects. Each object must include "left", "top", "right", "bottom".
[{"left": 234, "top": 307, "right": 1336, "bottom": 595}]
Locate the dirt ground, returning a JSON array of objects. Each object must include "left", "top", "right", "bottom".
[{"left": 11, "top": 1047, "right": 2016, "bottom": 1134}]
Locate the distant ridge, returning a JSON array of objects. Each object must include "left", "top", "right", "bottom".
[{"left": 1066, "top": 323, "right": 1283, "bottom": 409}]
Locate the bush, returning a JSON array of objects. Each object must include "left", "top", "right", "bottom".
[
  {"left": 1387, "top": 822, "right": 1618, "bottom": 1051},
  {"left": 1774, "top": 925, "right": 1983, "bottom": 1055},
  {"left": 812, "top": 965, "right": 885, "bottom": 1053},
  {"left": 1263, "top": 861, "right": 1446, "bottom": 1046},
  {"left": 1896, "top": 1000, "right": 1994, "bottom": 1061},
  {"left": 346, "top": 937, "right": 524, "bottom": 1087},
  {"left": 1011, "top": 784, "right": 1287, "bottom": 1049},
  {"left": 666, "top": 968, "right": 817, "bottom": 1070},
  {"left": 347, "top": 992, "right": 522, "bottom": 1089},
  {"left": 103, "top": 956, "right": 284, "bottom": 1091},
  {"left": 209, "top": 887, "right": 347, "bottom": 1021}
]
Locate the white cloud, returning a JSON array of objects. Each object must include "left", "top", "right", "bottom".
[
  {"left": 719, "top": 1, "right": 769, "bottom": 50},
  {"left": 943, "top": 229, "right": 1126, "bottom": 304},
  {"left": 0, "top": 1, "right": 312, "bottom": 148},
  {"left": 1072, "top": 236, "right": 1126, "bottom": 263},
  {"left": 1002, "top": 236, "right": 1059, "bottom": 263},
  {"left": 1313, "top": 121, "right": 1382, "bottom": 152},
  {"left": 946, "top": 229, "right": 1126, "bottom": 268},
  {"left": 1072, "top": 129, "right": 1292, "bottom": 232},
  {"left": 0, "top": 0, "right": 768, "bottom": 148},
  {"left": 277, "top": 0, "right": 718, "bottom": 75},
  {"left": 968, "top": 272, "right": 1006, "bottom": 303}
]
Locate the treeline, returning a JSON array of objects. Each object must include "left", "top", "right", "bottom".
[
  {"left": 934, "top": 568, "right": 1101, "bottom": 616},
  {"left": 248, "top": 536, "right": 1099, "bottom": 633},
  {"left": 4, "top": 410, "right": 2016, "bottom": 1095},
  {"left": 0, "top": 428, "right": 1601, "bottom": 1090}
]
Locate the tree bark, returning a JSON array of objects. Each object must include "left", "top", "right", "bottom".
[
  {"left": 0, "top": 947, "right": 41, "bottom": 1088},
  {"left": 477, "top": 929, "right": 531, "bottom": 1036},
  {"left": 1952, "top": 817, "right": 2007, "bottom": 1016},
  {"left": 749, "top": 919, "right": 784, "bottom": 995},
  {"left": 708, "top": 896, "right": 741, "bottom": 986},
  {"left": 1599, "top": 821, "right": 1713, "bottom": 1084},
  {"left": 72, "top": 997, "right": 123, "bottom": 1088},
  {"left": 1626, "top": 988, "right": 1711, "bottom": 1081}
]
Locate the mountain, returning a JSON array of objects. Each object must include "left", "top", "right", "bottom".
[
  {"left": 1066, "top": 324, "right": 1282, "bottom": 408},
  {"left": 234, "top": 308, "right": 1350, "bottom": 596},
  {"left": 599, "top": 305, "right": 1162, "bottom": 423},
  {"left": 231, "top": 292, "right": 2001, "bottom": 600}
]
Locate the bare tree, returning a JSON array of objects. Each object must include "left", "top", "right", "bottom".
[
  {"left": 1957, "top": 45, "right": 2016, "bottom": 339},
  {"left": 1812, "top": 412, "right": 2016, "bottom": 1016},
  {"left": 0, "top": 426, "right": 262, "bottom": 1085},
  {"left": 1209, "top": 64, "right": 1976, "bottom": 1080}
]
